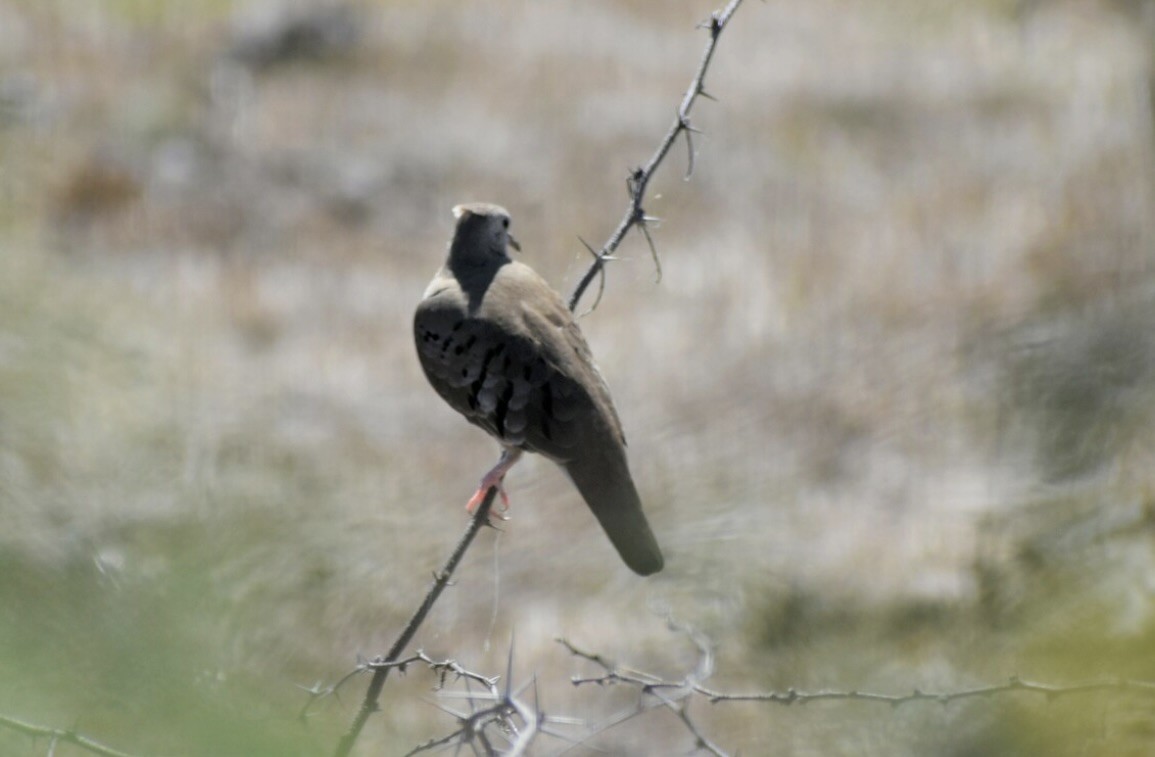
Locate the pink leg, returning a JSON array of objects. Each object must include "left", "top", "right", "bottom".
[{"left": 465, "top": 448, "right": 523, "bottom": 515}]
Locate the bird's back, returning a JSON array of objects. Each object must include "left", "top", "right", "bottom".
[{"left": 414, "top": 237, "right": 664, "bottom": 575}]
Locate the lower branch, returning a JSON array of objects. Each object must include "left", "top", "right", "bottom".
[
  {"left": 0, "top": 712, "right": 137, "bottom": 757},
  {"left": 560, "top": 631, "right": 1155, "bottom": 756},
  {"left": 332, "top": 488, "right": 498, "bottom": 757}
]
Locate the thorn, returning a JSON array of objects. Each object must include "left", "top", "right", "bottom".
[
  {"left": 576, "top": 262, "right": 607, "bottom": 319},
  {"left": 571, "top": 240, "right": 609, "bottom": 320},
  {"left": 683, "top": 127, "right": 697, "bottom": 180},
  {"left": 696, "top": 12, "right": 721, "bottom": 33},
  {"left": 626, "top": 166, "right": 645, "bottom": 199},
  {"left": 637, "top": 221, "right": 661, "bottom": 283},
  {"left": 698, "top": 88, "right": 718, "bottom": 102},
  {"left": 504, "top": 632, "right": 516, "bottom": 697},
  {"left": 576, "top": 236, "right": 600, "bottom": 259}
]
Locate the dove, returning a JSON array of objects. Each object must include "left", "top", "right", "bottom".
[{"left": 413, "top": 203, "right": 663, "bottom": 575}]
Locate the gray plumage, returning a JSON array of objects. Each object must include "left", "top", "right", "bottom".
[{"left": 413, "top": 203, "right": 664, "bottom": 575}]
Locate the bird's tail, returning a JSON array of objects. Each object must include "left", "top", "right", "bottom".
[{"left": 564, "top": 449, "right": 664, "bottom": 575}]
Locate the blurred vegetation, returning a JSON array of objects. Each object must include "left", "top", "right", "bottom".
[{"left": 2, "top": 0, "right": 1155, "bottom": 754}]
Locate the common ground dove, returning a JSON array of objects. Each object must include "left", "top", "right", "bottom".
[{"left": 413, "top": 203, "right": 664, "bottom": 575}]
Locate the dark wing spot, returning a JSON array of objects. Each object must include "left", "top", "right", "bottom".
[
  {"left": 455, "top": 334, "right": 478, "bottom": 356},
  {"left": 494, "top": 382, "right": 514, "bottom": 438},
  {"left": 467, "top": 343, "right": 506, "bottom": 413}
]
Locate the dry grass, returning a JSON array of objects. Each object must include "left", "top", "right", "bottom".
[{"left": 2, "top": 0, "right": 1155, "bottom": 754}]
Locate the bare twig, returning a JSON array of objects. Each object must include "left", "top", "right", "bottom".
[
  {"left": 574, "top": 236, "right": 608, "bottom": 318},
  {"left": 560, "top": 630, "right": 1155, "bottom": 755},
  {"left": 568, "top": 0, "right": 745, "bottom": 313},
  {"left": 401, "top": 638, "right": 554, "bottom": 756},
  {"left": 332, "top": 489, "right": 498, "bottom": 757},
  {"left": 0, "top": 713, "right": 137, "bottom": 757},
  {"left": 301, "top": 649, "right": 505, "bottom": 724},
  {"left": 674, "top": 702, "right": 728, "bottom": 757},
  {"left": 698, "top": 676, "right": 1155, "bottom": 706},
  {"left": 403, "top": 728, "right": 465, "bottom": 757},
  {"left": 557, "top": 620, "right": 732, "bottom": 757}
]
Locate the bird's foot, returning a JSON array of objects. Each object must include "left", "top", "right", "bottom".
[
  {"left": 465, "top": 480, "right": 510, "bottom": 518},
  {"left": 465, "top": 448, "right": 523, "bottom": 518}
]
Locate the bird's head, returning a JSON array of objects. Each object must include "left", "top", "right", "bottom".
[{"left": 449, "top": 203, "right": 521, "bottom": 268}]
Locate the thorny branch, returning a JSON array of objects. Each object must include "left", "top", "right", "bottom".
[
  {"left": 400, "top": 640, "right": 583, "bottom": 756},
  {"left": 559, "top": 629, "right": 1155, "bottom": 757},
  {"left": 568, "top": 0, "right": 746, "bottom": 315},
  {"left": 332, "top": 489, "right": 498, "bottom": 757},
  {"left": 308, "top": 646, "right": 534, "bottom": 757},
  {"left": 299, "top": 650, "right": 502, "bottom": 721},
  {"left": 0, "top": 713, "right": 138, "bottom": 757},
  {"left": 697, "top": 676, "right": 1155, "bottom": 706},
  {"left": 555, "top": 618, "right": 728, "bottom": 757},
  {"left": 330, "top": 2, "right": 750, "bottom": 754},
  {"left": 331, "top": 2, "right": 749, "bottom": 753}
]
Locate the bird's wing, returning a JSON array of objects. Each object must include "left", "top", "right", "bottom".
[{"left": 413, "top": 262, "right": 623, "bottom": 460}]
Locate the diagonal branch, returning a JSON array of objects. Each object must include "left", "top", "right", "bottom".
[
  {"left": 332, "top": 489, "right": 498, "bottom": 757},
  {"left": 335, "top": 2, "right": 750, "bottom": 754},
  {"left": 568, "top": 0, "right": 745, "bottom": 314}
]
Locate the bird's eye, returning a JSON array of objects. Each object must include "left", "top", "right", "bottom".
[{"left": 501, "top": 217, "right": 510, "bottom": 229}]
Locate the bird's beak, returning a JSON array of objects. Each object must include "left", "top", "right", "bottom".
[{"left": 508, "top": 234, "right": 521, "bottom": 252}]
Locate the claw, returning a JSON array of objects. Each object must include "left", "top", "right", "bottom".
[
  {"left": 465, "top": 448, "right": 523, "bottom": 518},
  {"left": 465, "top": 482, "right": 509, "bottom": 516}
]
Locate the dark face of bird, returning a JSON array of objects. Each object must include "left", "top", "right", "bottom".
[{"left": 449, "top": 203, "right": 520, "bottom": 269}]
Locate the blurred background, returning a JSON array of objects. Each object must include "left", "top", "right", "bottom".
[{"left": 2, "top": 0, "right": 1155, "bottom": 754}]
